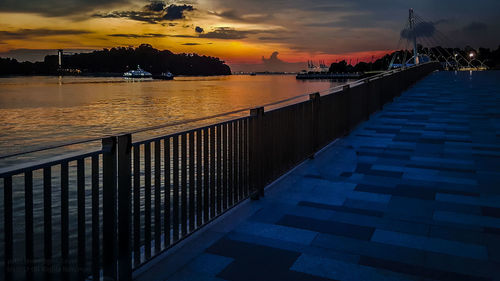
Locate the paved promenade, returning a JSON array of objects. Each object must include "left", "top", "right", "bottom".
[{"left": 136, "top": 70, "right": 500, "bottom": 281}]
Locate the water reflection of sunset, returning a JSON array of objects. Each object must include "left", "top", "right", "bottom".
[{"left": 0, "top": 75, "right": 347, "bottom": 155}]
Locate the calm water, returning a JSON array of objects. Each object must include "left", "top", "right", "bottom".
[{"left": 0, "top": 75, "right": 342, "bottom": 164}]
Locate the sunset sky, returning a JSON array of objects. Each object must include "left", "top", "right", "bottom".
[{"left": 1, "top": 0, "right": 499, "bottom": 71}]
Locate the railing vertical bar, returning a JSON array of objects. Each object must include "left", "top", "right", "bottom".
[
  {"left": 77, "top": 158, "right": 86, "bottom": 278},
  {"left": 209, "top": 126, "right": 216, "bottom": 218},
  {"left": 181, "top": 134, "right": 188, "bottom": 237},
  {"left": 154, "top": 140, "right": 161, "bottom": 254},
  {"left": 133, "top": 145, "right": 141, "bottom": 266},
  {"left": 172, "top": 135, "right": 180, "bottom": 241},
  {"left": 196, "top": 131, "right": 202, "bottom": 227},
  {"left": 269, "top": 111, "right": 275, "bottom": 181},
  {"left": 24, "top": 171, "right": 33, "bottom": 279},
  {"left": 250, "top": 107, "right": 264, "bottom": 198},
  {"left": 43, "top": 166, "right": 52, "bottom": 277},
  {"left": 102, "top": 137, "right": 117, "bottom": 280},
  {"left": 163, "top": 138, "right": 171, "bottom": 247},
  {"left": 102, "top": 136, "right": 117, "bottom": 280},
  {"left": 4, "top": 176, "right": 13, "bottom": 281},
  {"left": 278, "top": 110, "right": 283, "bottom": 176},
  {"left": 188, "top": 132, "right": 195, "bottom": 232},
  {"left": 238, "top": 119, "right": 244, "bottom": 200},
  {"left": 144, "top": 142, "right": 152, "bottom": 259},
  {"left": 118, "top": 134, "right": 132, "bottom": 281},
  {"left": 60, "top": 162, "right": 69, "bottom": 279},
  {"left": 216, "top": 125, "right": 222, "bottom": 214},
  {"left": 243, "top": 118, "right": 249, "bottom": 196},
  {"left": 222, "top": 123, "right": 228, "bottom": 210},
  {"left": 228, "top": 122, "right": 233, "bottom": 206},
  {"left": 234, "top": 121, "right": 240, "bottom": 201},
  {"left": 202, "top": 128, "right": 209, "bottom": 223},
  {"left": 91, "top": 155, "right": 100, "bottom": 280}
]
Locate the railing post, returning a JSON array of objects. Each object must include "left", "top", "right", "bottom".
[
  {"left": 3, "top": 176, "right": 12, "bottom": 281},
  {"left": 342, "top": 85, "right": 351, "bottom": 134},
  {"left": 249, "top": 107, "right": 264, "bottom": 200},
  {"left": 102, "top": 136, "right": 117, "bottom": 281},
  {"left": 364, "top": 80, "right": 371, "bottom": 121},
  {"left": 309, "top": 92, "right": 320, "bottom": 158},
  {"left": 117, "top": 134, "right": 132, "bottom": 281}
]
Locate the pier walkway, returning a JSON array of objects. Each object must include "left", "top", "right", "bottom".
[{"left": 136, "top": 71, "right": 500, "bottom": 281}]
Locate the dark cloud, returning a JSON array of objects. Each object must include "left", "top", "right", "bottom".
[
  {"left": 0, "top": 0, "right": 127, "bottom": 17},
  {"left": 145, "top": 1, "right": 166, "bottom": 12},
  {"left": 182, "top": 43, "right": 201, "bottom": 45},
  {"left": 93, "top": 3, "right": 194, "bottom": 23},
  {"left": 93, "top": 11, "right": 160, "bottom": 23},
  {"left": 195, "top": 26, "right": 204, "bottom": 33},
  {"left": 161, "top": 22, "right": 178, "bottom": 27},
  {"left": 168, "top": 34, "right": 197, "bottom": 38},
  {"left": 212, "top": 9, "right": 272, "bottom": 23},
  {"left": 0, "top": 28, "right": 91, "bottom": 40},
  {"left": 163, "top": 4, "right": 194, "bottom": 20},
  {"left": 400, "top": 22, "right": 436, "bottom": 39},
  {"left": 165, "top": 27, "right": 272, "bottom": 40},
  {"left": 262, "top": 51, "right": 282, "bottom": 64},
  {"left": 199, "top": 27, "right": 254, "bottom": 39},
  {"left": 231, "top": 51, "right": 304, "bottom": 72},
  {"left": 108, "top": 33, "right": 167, "bottom": 38},
  {"left": 462, "top": 21, "right": 487, "bottom": 32}
]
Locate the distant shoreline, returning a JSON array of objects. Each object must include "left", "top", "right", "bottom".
[{"left": 0, "top": 73, "right": 234, "bottom": 78}]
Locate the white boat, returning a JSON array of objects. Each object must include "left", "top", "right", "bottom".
[
  {"left": 124, "top": 65, "right": 152, "bottom": 78},
  {"left": 153, "top": 72, "right": 174, "bottom": 80}
]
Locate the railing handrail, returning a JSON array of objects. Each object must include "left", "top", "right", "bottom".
[
  {"left": 0, "top": 148, "right": 102, "bottom": 177},
  {"left": 0, "top": 61, "right": 436, "bottom": 167}
]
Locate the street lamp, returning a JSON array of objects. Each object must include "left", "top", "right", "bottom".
[{"left": 468, "top": 52, "right": 475, "bottom": 68}]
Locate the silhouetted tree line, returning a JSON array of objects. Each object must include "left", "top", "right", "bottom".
[
  {"left": 0, "top": 44, "right": 231, "bottom": 76},
  {"left": 0, "top": 58, "right": 51, "bottom": 75},
  {"left": 330, "top": 45, "right": 500, "bottom": 73}
]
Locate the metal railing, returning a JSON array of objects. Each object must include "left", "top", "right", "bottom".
[{"left": 0, "top": 62, "right": 440, "bottom": 281}]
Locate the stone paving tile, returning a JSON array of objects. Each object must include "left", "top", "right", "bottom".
[
  {"left": 359, "top": 255, "right": 492, "bottom": 281},
  {"left": 225, "top": 232, "right": 360, "bottom": 265},
  {"left": 167, "top": 270, "right": 228, "bottom": 281},
  {"left": 346, "top": 190, "right": 392, "bottom": 203},
  {"left": 312, "top": 233, "right": 426, "bottom": 266},
  {"left": 206, "top": 239, "right": 333, "bottom": 281},
  {"left": 355, "top": 183, "right": 436, "bottom": 200},
  {"left": 232, "top": 221, "right": 318, "bottom": 245},
  {"left": 152, "top": 71, "right": 500, "bottom": 281},
  {"left": 436, "top": 193, "right": 500, "bottom": 208},
  {"left": 291, "top": 254, "right": 418, "bottom": 281},
  {"left": 298, "top": 200, "right": 385, "bottom": 217},
  {"left": 341, "top": 198, "right": 389, "bottom": 213},
  {"left": 185, "top": 253, "right": 234, "bottom": 275},
  {"left": 314, "top": 207, "right": 430, "bottom": 236},
  {"left": 434, "top": 211, "right": 500, "bottom": 229},
  {"left": 277, "top": 214, "right": 375, "bottom": 240},
  {"left": 371, "top": 229, "right": 489, "bottom": 260}
]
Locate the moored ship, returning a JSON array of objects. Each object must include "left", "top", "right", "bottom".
[
  {"left": 124, "top": 65, "right": 152, "bottom": 78},
  {"left": 152, "top": 72, "right": 174, "bottom": 80}
]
